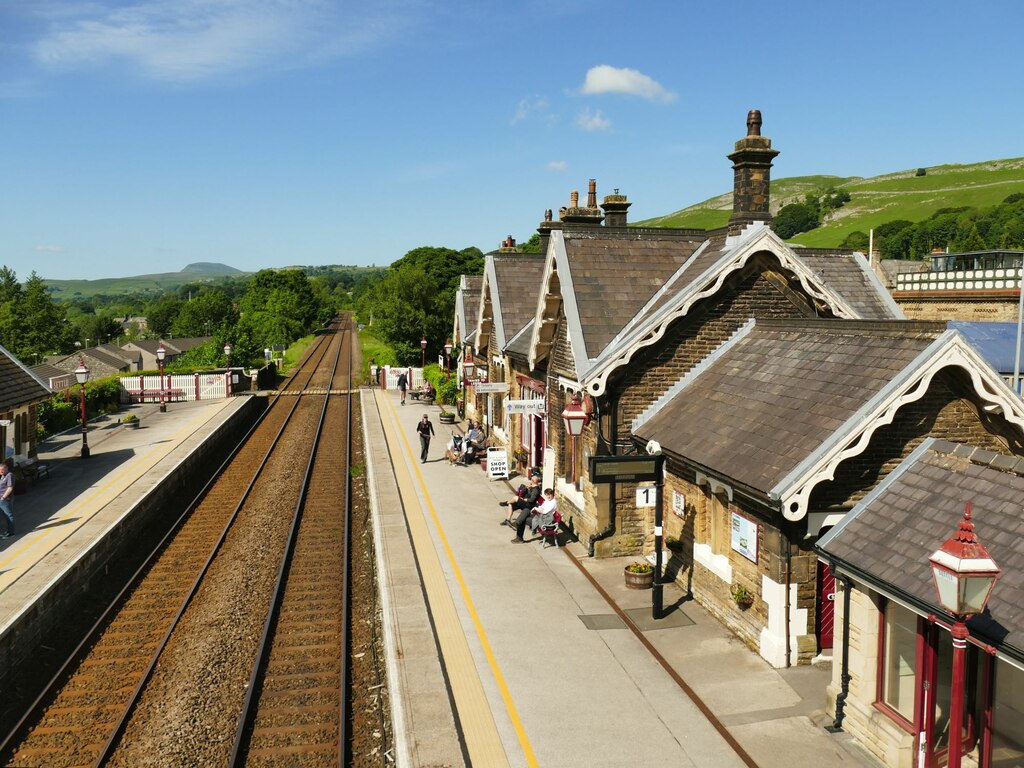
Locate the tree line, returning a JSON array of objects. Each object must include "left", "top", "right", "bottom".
[{"left": 838, "top": 193, "right": 1024, "bottom": 260}]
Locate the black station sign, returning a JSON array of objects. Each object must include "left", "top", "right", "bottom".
[{"left": 588, "top": 455, "right": 663, "bottom": 484}]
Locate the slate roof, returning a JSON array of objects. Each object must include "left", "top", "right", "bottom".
[
  {"left": 562, "top": 233, "right": 703, "bottom": 359},
  {"left": 0, "top": 343, "right": 51, "bottom": 411},
  {"left": 485, "top": 253, "right": 546, "bottom": 351},
  {"left": 542, "top": 223, "right": 903, "bottom": 395},
  {"left": 30, "top": 364, "right": 73, "bottom": 387},
  {"left": 633, "top": 319, "right": 945, "bottom": 498},
  {"left": 818, "top": 438, "right": 1024, "bottom": 660},
  {"left": 796, "top": 249, "right": 903, "bottom": 320}
]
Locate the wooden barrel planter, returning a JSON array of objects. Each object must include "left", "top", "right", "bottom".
[
  {"left": 624, "top": 564, "right": 654, "bottom": 590},
  {"left": 438, "top": 412, "right": 456, "bottom": 425}
]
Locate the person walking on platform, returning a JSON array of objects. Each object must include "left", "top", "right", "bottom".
[
  {"left": 397, "top": 371, "right": 408, "bottom": 405},
  {"left": 0, "top": 460, "right": 14, "bottom": 539},
  {"left": 416, "top": 414, "right": 435, "bottom": 463}
]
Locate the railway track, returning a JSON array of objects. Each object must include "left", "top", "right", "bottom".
[{"left": 0, "top": 319, "right": 377, "bottom": 767}]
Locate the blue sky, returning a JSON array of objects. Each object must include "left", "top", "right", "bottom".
[{"left": 2, "top": 0, "right": 1023, "bottom": 281}]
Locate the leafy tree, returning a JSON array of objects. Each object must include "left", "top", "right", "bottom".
[
  {"left": 839, "top": 231, "right": 870, "bottom": 251},
  {"left": 171, "top": 289, "right": 237, "bottom": 338},
  {"left": 5, "top": 273, "right": 73, "bottom": 361},
  {"left": 147, "top": 299, "right": 183, "bottom": 337},
  {"left": 774, "top": 202, "right": 819, "bottom": 238},
  {"left": 519, "top": 234, "right": 542, "bottom": 253}
]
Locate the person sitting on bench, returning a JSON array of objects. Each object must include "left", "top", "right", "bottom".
[
  {"left": 499, "top": 473, "right": 542, "bottom": 527},
  {"left": 511, "top": 487, "right": 556, "bottom": 543}
]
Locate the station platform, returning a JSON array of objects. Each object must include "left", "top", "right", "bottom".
[
  {"left": 364, "top": 388, "right": 882, "bottom": 768},
  {"left": 0, "top": 396, "right": 251, "bottom": 633}
]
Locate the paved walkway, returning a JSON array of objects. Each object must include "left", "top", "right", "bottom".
[{"left": 366, "top": 387, "right": 882, "bottom": 768}]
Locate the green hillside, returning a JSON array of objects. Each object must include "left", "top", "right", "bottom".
[
  {"left": 44, "top": 263, "right": 247, "bottom": 299},
  {"left": 636, "top": 159, "right": 1024, "bottom": 247}
]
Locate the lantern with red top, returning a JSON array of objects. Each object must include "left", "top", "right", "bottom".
[
  {"left": 928, "top": 502, "right": 1001, "bottom": 768},
  {"left": 420, "top": 336, "right": 427, "bottom": 368},
  {"left": 561, "top": 393, "right": 591, "bottom": 484},
  {"left": 156, "top": 341, "right": 167, "bottom": 413}
]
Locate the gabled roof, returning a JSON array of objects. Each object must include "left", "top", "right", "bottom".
[
  {"left": 0, "top": 343, "right": 52, "bottom": 411},
  {"left": 95, "top": 343, "right": 139, "bottom": 364},
  {"left": 454, "top": 275, "right": 483, "bottom": 347},
  {"left": 529, "top": 223, "right": 902, "bottom": 395},
  {"left": 818, "top": 438, "right": 1024, "bottom": 665},
  {"left": 633, "top": 319, "right": 1024, "bottom": 520},
  {"left": 475, "top": 252, "right": 545, "bottom": 356},
  {"left": 949, "top": 321, "right": 1021, "bottom": 375}
]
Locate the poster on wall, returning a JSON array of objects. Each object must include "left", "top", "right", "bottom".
[
  {"left": 731, "top": 513, "right": 758, "bottom": 563},
  {"left": 672, "top": 490, "right": 686, "bottom": 518}
]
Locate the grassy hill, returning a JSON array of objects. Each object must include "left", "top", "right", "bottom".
[
  {"left": 636, "top": 158, "right": 1024, "bottom": 247},
  {"left": 45, "top": 262, "right": 247, "bottom": 299}
]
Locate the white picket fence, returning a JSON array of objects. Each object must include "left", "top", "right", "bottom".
[{"left": 120, "top": 371, "right": 234, "bottom": 403}]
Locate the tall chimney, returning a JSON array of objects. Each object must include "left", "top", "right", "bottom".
[
  {"left": 601, "top": 189, "right": 631, "bottom": 228},
  {"left": 560, "top": 182, "right": 604, "bottom": 226},
  {"left": 727, "top": 109, "right": 780, "bottom": 234}
]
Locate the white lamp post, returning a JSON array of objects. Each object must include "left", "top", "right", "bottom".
[
  {"left": 156, "top": 341, "right": 167, "bottom": 413},
  {"left": 74, "top": 358, "right": 91, "bottom": 458},
  {"left": 224, "top": 343, "right": 233, "bottom": 396}
]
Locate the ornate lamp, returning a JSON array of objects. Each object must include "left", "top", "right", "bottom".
[
  {"left": 928, "top": 502, "right": 1000, "bottom": 768},
  {"left": 561, "top": 394, "right": 588, "bottom": 437},
  {"left": 420, "top": 336, "right": 427, "bottom": 368},
  {"left": 444, "top": 339, "right": 453, "bottom": 379}
]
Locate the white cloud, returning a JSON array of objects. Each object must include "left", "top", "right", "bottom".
[
  {"left": 580, "top": 64, "right": 676, "bottom": 103},
  {"left": 576, "top": 107, "right": 610, "bottom": 132},
  {"left": 34, "top": 244, "right": 63, "bottom": 252},
  {"left": 28, "top": 1, "right": 408, "bottom": 82},
  {"left": 547, "top": 160, "right": 567, "bottom": 172},
  {"left": 511, "top": 95, "right": 549, "bottom": 125}
]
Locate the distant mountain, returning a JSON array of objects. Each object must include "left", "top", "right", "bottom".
[
  {"left": 636, "top": 157, "right": 1024, "bottom": 248},
  {"left": 181, "top": 262, "right": 244, "bottom": 275}
]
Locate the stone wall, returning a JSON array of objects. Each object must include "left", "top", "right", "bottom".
[{"left": 895, "top": 294, "right": 1019, "bottom": 321}]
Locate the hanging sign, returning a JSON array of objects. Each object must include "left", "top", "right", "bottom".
[
  {"left": 486, "top": 447, "right": 509, "bottom": 479},
  {"left": 504, "top": 399, "right": 546, "bottom": 415},
  {"left": 475, "top": 382, "right": 509, "bottom": 394}
]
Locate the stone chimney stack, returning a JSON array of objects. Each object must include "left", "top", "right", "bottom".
[
  {"left": 727, "top": 109, "right": 780, "bottom": 234},
  {"left": 537, "top": 208, "right": 560, "bottom": 254},
  {"left": 601, "top": 189, "right": 631, "bottom": 227},
  {"left": 498, "top": 235, "right": 517, "bottom": 252},
  {"left": 560, "top": 181, "right": 604, "bottom": 226}
]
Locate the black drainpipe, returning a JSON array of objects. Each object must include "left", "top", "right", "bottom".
[
  {"left": 588, "top": 394, "right": 616, "bottom": 556},
  {"left": 826, "top": 568, "right": 852, "bottom": 733}
]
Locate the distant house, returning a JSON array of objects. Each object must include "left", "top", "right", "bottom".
[
  {"left": 893, "top": 249, "right": 1024, "bottom": 321},
  {"left": 1, "top": 343, "right": 52, "bottom": 462},
  {"left": 49, "top": 347, "right": 132, "bottom": 380},
  {"left": 121, "top": 337, "right": 211, "bottom": 371}
]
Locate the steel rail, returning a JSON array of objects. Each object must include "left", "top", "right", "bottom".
[
  {"left": 339, "top": 319, "right": 354, "bottom": 767},
  {"left": 88, "top": 330, "right": 337, "bottom": 768},
  {"left": 227, "top": 321, "right": 346, "bottom": 764}
]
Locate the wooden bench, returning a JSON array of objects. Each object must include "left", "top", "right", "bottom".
[
  {"left": 17, "top": 459, "right": 50, "bottom": 484},
  {"left": 125, "top": 388, "right": 185, "bottom": 404}
]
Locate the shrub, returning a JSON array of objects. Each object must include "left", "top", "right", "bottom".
[
  {"left": 626, "top": 562, "right": 653, "bottom": 574},
  {"left": 916, "top": 168, "right": 927, "bottom": 177}
]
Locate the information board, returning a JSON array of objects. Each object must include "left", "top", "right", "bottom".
[
  {"left": 731, "top": 513, "right": 758, "bottom": 563},
  {"left": 486, "top": 447, "right": 509, "bottom": 479}
]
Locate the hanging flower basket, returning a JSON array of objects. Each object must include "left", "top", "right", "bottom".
[
  {"left": 624, "top": 562, "right": 654, "bottom": 590},
  {"left": 731, "top": 584, "right": 754, "bottom": 609}
]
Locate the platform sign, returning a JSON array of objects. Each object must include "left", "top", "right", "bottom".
[
  {"left": 589, "top": 455, "right": 663, "bottom": 484},
  {"left": 636, "top": 484, "right": 656, "bottom": 508},
  {"left": 475, "top": 382, "right": 509, "bottom": 394},
  {"left": 486, "top": 447, "right": 509, "bottom": 480},
  {"left": 505, "top": 399, "right": 546, "bottom": 415}
]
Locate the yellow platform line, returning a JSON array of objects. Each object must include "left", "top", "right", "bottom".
[
  {"left": 0, "top": 399, "right": 234, "bottom": 586},
  {"left": 376, "top": 390, "right": 535, "bottom": 767}
]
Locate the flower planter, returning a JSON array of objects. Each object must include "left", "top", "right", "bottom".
[
  {"left": 439, "top": 413, "right": 456, "bottom": 425},
  {"left": 624, "top": 565, "right": 654, "bottom": 590}
]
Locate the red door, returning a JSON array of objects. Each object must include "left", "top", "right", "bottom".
[{"left": 817, "top": 561, "right": 836, "bottom": 651}]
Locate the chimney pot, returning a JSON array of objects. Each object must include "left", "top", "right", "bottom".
[
  {"left": 570, "top": 191, "right": 579, "bottom": 207},
  {"left": 587, "top": 179, "right": 597, "bottom": 208},
  {"left": 727, "top": 109, "right": 779, "bottom": 234}
]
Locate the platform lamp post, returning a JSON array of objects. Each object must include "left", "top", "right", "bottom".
[
  {"left": 224, "top": 343, "right": 232, "bottom": 396},
  {"left": 444, "top": 339, "right": 453, "bottom": 381},
  {"left": 461, "top": 355, "right": 475, "bottom": 419},
  {"left": 420, "top": 336, "right": 427, "bottom": 369},
  {"left": 928, "top": 502, "right": 1001, "bottom": 768},
  {"left": 74, "top": 358, "right": 91, "bottom": 459},
  {"left": 156, "top": 341, "right": 167, "bottom": 413}
]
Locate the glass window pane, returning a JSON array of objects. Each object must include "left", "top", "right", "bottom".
[
  {"left": 992, "top": 660, "right": 1024, "bottom": 768},
  {"left": 882, "top": 603, "right": 918, "bottom": 720}
]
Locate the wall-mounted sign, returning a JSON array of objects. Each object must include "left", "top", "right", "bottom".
[
  {"left": 588, "top": 455, "right": 663, "bottom": 484},
  {"left": 731, "top": 513, "right": 758, "bottom": 563},
  {"left": 475, "top": 382, "right": 509, "bottom": 394},
  {"left": 635, "top": 485, "right": 656, "bottom": 508},
  {"left": 504, "top": 399, "right": 546, "bottom": 415},
  {"left": 486, "top": 447, "right": 509, "bottom": 479},
  {"left": 672, "top": 490, "right": 686, "bottom": 518}
]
